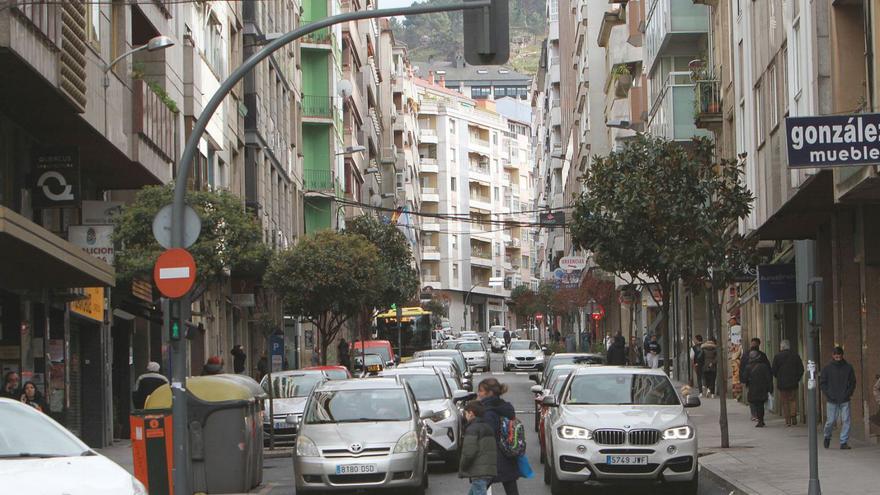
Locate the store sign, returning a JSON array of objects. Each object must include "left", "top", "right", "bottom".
[
  {"left": 559, "top": 256, "right": 587, "bottom": 271},
  {"left": 31, "top": 146, "right": 80, "bottom": 208},
  {"left": 786, "top": 114, "right": 880, "bottom": 168},
  {"left": 81, "top": 200, "right": 124, "bottom": 225},
  {"left": 758, "top": 264, "right": 797, "bottom": 303},
  {"left": 539, "top": 211, "right": 565, "bottom": 227},
  {"left": 70, "top": 287, "right": 105, "bottom": 322},
  {"left": 68, "top": 225, "right": 115, "bottom": 265}
]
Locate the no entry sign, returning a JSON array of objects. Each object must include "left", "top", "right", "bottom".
[{"left": 153, "top": 248, "right": 197, "bottom": 299}]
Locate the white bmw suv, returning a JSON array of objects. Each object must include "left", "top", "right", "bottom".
[{"left": 542, "top": 367, "right": 700, "bottom": 495}]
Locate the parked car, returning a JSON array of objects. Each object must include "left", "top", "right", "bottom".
[
  {"left": 303, "top": 365, "right": 352, "bottom": 380},
  {"left": 398, "top": 359, "right": 470, "bottom": 392},
  {"left": 294, "top": 378, "right": 430, "bottom": 494},
  {"left": 533, "top": 371, "right": 574, "bottom": 462},
  {"left": 503, "top": 340, "right": 546, "bottom": 371},
  {"left": 459, "top": 332, "right": 481, "bottom": 342},
  {"left": 542, "top": 367, "right": 701, "bottom": 495},
  {"left": 530, "top": 364, "right": 581, "bottom": 432},
  {"left": 454, "top": 340, "right": 490, "bottom": 372},
  {"left": 261, "top": 370, "right": 328, "bottom": 445},
  {"left": 378, "top": 368, "right": 474, "bottom": 468},
  {"left": 489, "top": 329, "right": 508, "bottom": 352},
  {"left": 411, "top": 349, "right": 472, "bottom": 386},
  {"left": 532, "top": 352, "right": 606, "bottom": 384},
  {"left": 352, "top": 340, "right": 397, "bottom": 369},
  {"left": 0, "top": 398, "right": 148, "bottom": 495}
]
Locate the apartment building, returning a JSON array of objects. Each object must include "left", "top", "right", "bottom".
[
  {"left": 414, "top": 57, "right": 532, "bottom": 101},
  {"left": 415, "top": 79, "right": 535, "bottom": 332}
]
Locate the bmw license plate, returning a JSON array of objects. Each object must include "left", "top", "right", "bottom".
[
  {"left": 336, "top": 464, "right": 377, "bottom": 475},
  {"left": 606, "top": 455, "right": 647, "bottom": 465},
  {"left": 273, "top": 421, "right": 287, "bottom": 430}
]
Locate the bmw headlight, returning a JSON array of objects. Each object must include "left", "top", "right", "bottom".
[
  {"left": 663, "top": 426, "right": 693, "bottom": 440},
  {"left": 131, "top": 476, "right": 147, "bottom": 495},
  {"left": 296, "top": 435, "right": 320, "bottom": 457},
  {"left": 430, "top": 408, "right": 452, "bottom": 423},
  {"left": 393, "top": 431, "right": 420, "bottom": 453},
  {"left": 534, "top": 354, "right": 545, "bottom": 362},
  {"left": 557, "top": 425, "right": 592, "bottom": 440}
]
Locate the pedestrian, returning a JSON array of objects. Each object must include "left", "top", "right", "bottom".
[
  {"left": 643, "top": 333, "right": 652, "bottom": 363},
  {"left": 202, "top": 356, "right": 224, "bottom": 375},
  {"left": 132, "top": 361, "right": 169, "bottom": 409},
  {"left": 256, "top": 353, "right": 268, "bottom": 381},
  {"left": 771, "top": 340, "right": 804, "bottom": 426},
  {"left": 690, "top": 335, "right": 704, "bottom": 393},
  {"left": 20, "top": 381, "right": 48, "bottom": 413},
  {"left": 746, "top": 350, "right": 773, "bottom": 428},
  {"left": 820, "top": 346, "right": 856, "bottom": 450},
  {"left": 698, "top": 337, "right": 719, "bottom": 398},
  {"left": 231, "top": 344, "right": 247, "bottom": 374},
  {"left": 645, "top": 334, "right": 661, "bottom": 369},
  {"left": 337, "top": 338, "right": 351, "bottom": 369},
  {"left": 1, "top": 371, "right": 21, "bottom": 400},
  {"left": 605, "top": 333, "right": 627, "bottom": 365},
  {"left": 459, "top": 400, "right": 497, "bottom": 495},
  {"left": 477, "top": 378, "right": 520, "bottom": 495},
  {"left": 626, "top": 336, "right": 643, "bottom": 366},
  {"left": 503, "top": 328, "right": 512, "bottom": 348},
  {"left": 870, "top": 374, "right": 880, "bottom": 426},
  {"left": 740, "top": 337, "right": 770, "bottom": 421}
]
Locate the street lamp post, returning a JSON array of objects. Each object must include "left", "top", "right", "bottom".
[{"left": 463, "top": 281, "right": 481, "bottom": 333}]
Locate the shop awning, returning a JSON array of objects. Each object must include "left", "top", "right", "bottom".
[
  {"left": 754, "top": 170, "right": 834, "bottom": 240},
  {"left": 0, "top": 206, "right": 115, "bottom": 289}
]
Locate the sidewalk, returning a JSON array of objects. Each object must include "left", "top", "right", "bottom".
[
  {"left": 95, "top": 441, "right": 292, "bottom": 476},
  {"left": 693, "top": 395, "right": 880, "bottom": 495}
]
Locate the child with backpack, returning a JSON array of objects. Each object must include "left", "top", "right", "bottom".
[
  {"left": 459, "top": 401, "right": 497, "bottom": 495},
  {"left": 477, "top": 378, "right": 521, "bottom": 495}
]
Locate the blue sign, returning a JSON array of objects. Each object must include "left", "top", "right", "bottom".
[
  {"left": 786, "top": 114, "right": 880, "bottom": 168},
  {"left": 758, "top": 264, "right": 797, "bottom": 304},
  {"left": 269, "top": 333, "right": 284, "bottom": 372}
]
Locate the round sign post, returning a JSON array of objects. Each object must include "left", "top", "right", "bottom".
[{"left": 153, "top": 248, "right": 197, "bottom": 299}]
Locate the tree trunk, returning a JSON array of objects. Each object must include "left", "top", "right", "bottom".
[
  {"left": 660, "top": 278, "right": 672, "bottom": 377},
  {"left": 712, "top": 280, "right": 731, "bottom": 448}
]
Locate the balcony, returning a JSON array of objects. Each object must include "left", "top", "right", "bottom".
[
  {"left": 422, "top": 244, "right": 441, "bottom": 260},
  {"left": 302, "top": 95, "right": 334, "bottom": 119},
  {"left": 645, "top": 0, "right": 709, "bottom": 73},
  {"left": 304, "top": 168, "right": 335, "bottom": 191},
  {"left": 132, "top": 79, "right": 177, "bottom": 162},
  {"left": 469, "top": 134, "right": 491, "bottom": 151},
  {"left": 469, "top": 194, "right": 493, "bottom": 211},
  {"left": 301, "top": 18, "right": 332, "bottom": 45},
  {"left": 423, "top": 274, "right": 440, "bottom": 283},
  {"left": 421, "top": 186, "right": 439, "bottom": 202},
  {"left": 421, "top": 157, "right": 439, "bottom": 172},
  {"left": 471, "top": 250, "right": 493, "bottom": 267},
  {"left": 422, "top": 221, "right": 441, "bottom": 232},
  {"left": 420, "top": 127, "right": 439, "bottom": 144},
  {"left": 647, "top": 72, "right": 713, "bottom": 141},
  {"left": 694, "top": 79, "right": 722, "bottom": 130}
]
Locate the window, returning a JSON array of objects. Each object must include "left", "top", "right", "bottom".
[
  {"left": 204, "top": 10, "right": 226, "bottom": 76},
  {"left": 453, "top": 264, "right": 459, "bottom": 283},
  {"left": 792, "top": 20, "right": 802, "bottom": 97},
  {"left": 471, "top": 86, "right": 491, "bottom": 99},
  {"left": 452, "top": 235, "right": 458, "bottom": 249},
  {"left": 781, "top": 46, "right": 789, "bottom": 114},
  {"left": 450, "top": 119, "right": 456, "bottom": 132},
  {"left": 493, "top": 133, "right": 498, "bottom": 145},
  {"left": 450, "top": 177, "right": 457, "bottom": 191},
  {"left": 396, "top": 172, "right": 404, "bottom": 191},
  {"left": 493, "top": 187, "right": 500, "bottom": 202},
  {"left": 494, "top": 243, "right": 500, "bottom": 256},
  {"left": 450, "top": 146, "right": 456, "bottom": 163},
  {"left": 737, "top": 41, "right": 744, "bottom": 100},
  {"left": 86, "top": 2, "right": 101, "bottom": 50},
  {"left": 769, "top": 64, "right": 779, "bottom": 128},
  {"left": 755, "top": 80, "right": 765, "bottom": 145}
]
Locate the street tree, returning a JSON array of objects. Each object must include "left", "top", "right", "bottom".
[
  {"left": 571, "top": 135, "right": 730, "bottom": 374},
  {"left": 509, "top": 285, "right": 537, "bottom": 321},
  {"left": 422, "top": 295, "right": 450, "bottom": 328},
  {"left": 266, "top": 231, "right": 382, "bottom": 364},
  {"left": 113, "top": 184, "right": 270, "bottom": 298}
]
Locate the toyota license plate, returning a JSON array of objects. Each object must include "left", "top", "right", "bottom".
[
  {"left": 606, "top": 455, "right": 648, "bottom": 465},
  {"left": 335, "top": 464, "right": 377, "bottom": 475}
]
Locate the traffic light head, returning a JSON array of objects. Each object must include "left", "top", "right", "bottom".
[
  {"left": 463, "top": 0, "right": 510, "bottom": 66},
  {"left": 807, "top": 278, "right": 823, "bottom": 327}
]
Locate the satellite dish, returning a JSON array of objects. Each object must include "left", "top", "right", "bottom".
[
  {"left": 338, "top": 80, "right": 353, "bottom": 99},
  {"left": 370, "top": 194, "right": 383, "bottom": 207}
]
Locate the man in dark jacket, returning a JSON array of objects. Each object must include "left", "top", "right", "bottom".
[
  {"left": 691, "top": 335, "right": 704, "bottom": 393},
  {"left": 132, "top": 362, "right": 169, "bottom": 409},
  {"left": 231, "top": 344, "right": 246, "bottom": 374},
  {"left": 1, "top": 371, "right": 21, "bottom": 400},
  {"left": 337, "top": 338, "right": 351, "bottom": 369},
  {"left": 746, "top": 351, "right": 773, "bottom": 427},
  {"left": 740, "top": 337, "right": 770, "bottom": 420},
  {"left": 503, "top": 328, "right": 512, "bottom": 347},
  {"left": 459, "top": 401, "right": 497, "bottom": 494},
  {"left": 771, "top": 340, "right": 804, "bottom": 426},
  {"left": 820, "top": 346, "right": 856, "bottom": 449},
  {"left": 606, "top": 334, "right": 627, "bottom": 365}
]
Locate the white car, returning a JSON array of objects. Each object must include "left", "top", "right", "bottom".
[
  {"left": 260, "top": 370, "right": 327, "bottom": 445},
  {"left": 0, "top": 398, "right": 147, "bottom": 495},
  {"left": 459, "top": 332, "right": 481, "bottom": 341},
  {"left": 489, "top": 330, "right": 508, "bottom": 352},
  {"left": 455, "top": 340, "right": 490, "bottom": 372},
  {"left": 503, "top": 339, "right": 546, "bottom": 371},
  {"left": 542, "top": 367, "right": 701, "bottom": 495}
]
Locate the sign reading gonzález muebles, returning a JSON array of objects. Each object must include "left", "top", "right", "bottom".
[{"left": 786, "top": 114, "right": 880, "bottom": 168}]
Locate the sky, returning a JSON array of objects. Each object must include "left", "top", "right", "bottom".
[{"left": 377, "top": 0, "right": 415, "bottom": 8}]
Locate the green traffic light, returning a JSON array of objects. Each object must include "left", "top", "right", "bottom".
[{"left": 171, "top": 321, "right": 180, "bottom": 340}]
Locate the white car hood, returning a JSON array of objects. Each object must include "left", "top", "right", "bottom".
[
  {"left": 506, "top": 349, "right": 540, "bottom": 359},
  {"left": 461, "top": 351, "right": 486, "bottom": 359},
  {"left": 266, "top": 397, "right": 308, "bottom": 417},
  {"left": 302, "top": 421, "right": 412, "bottom": 449},
  {"left": 559, "top": 405, "right": 688, "bottom": 430},
  {"left": 0, "top": 455, "right": 135, "bottom": 495}
]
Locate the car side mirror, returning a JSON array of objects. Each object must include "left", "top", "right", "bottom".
[
  {"left": 453, "top": 390, "right": 476, "bottom": 402},
  {"left": 542, "top": 395, "right": 558, "bottom": 407},
  {"left": 420, "top": 409, "right": 435, "bottom": 420},
  {"left": 285, "top": 414, "right": 298, "bottom": 425},
  {"left": 528, "top": 373, "right": 539, "bottom": 383},
  {"left": 530, "top": 385, "right": 543, "bottom": 395},
  {"left": 542, "top": 346, "right": 551, "bottom": 355},
  {"left": 684, "top": 395, "right": 701, "bottom": 408},
  {"left": 464, "top": 371, "right": 472, "bottom": 379}
]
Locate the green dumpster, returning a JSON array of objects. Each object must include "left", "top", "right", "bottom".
[{"left": 145, "top": 374, "right": 266, "bottom": 493}]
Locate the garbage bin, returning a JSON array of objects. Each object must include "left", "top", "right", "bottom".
[
  {"left": 130, "top": 411, "right": 173, "bottom": 495},
  {"left": 143, "top": 374, "right": 265, "bottom": 494}
]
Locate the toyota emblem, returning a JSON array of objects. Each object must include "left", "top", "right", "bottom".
[
  {"left": 624, "top": 425, "right": 631, "bottom": 429},
  {"left": 349, "top": 443, "right": 363, "bottom": 453}
]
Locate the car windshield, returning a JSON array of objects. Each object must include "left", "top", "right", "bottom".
[
  {"left": 493, "top": 331, "right": 506, "bottom": 338},
  {"left": 357, "top": 345, "right": 390, "bottom": 363},
  {"left": 457, "top": 342, "right": 484, "bottom": 352},
  {"left": 324, "top": 369, "right": 349, "bottom": 380},
  {"left": 545, "top": 367, "right": 574, "bottom": 386},
  {"left": 262, "top": 374, "right": 323, "bottom": 398},
  {"left": 508, "top": 341, "right": 533, "bottom": 350},
  {"left": 354, "top": 354, "right": 383, "bottom": 366},
  {"left": 396, "top": 374, "right": 446, "bottom": 401},
  {"left": 305, "top": 389, "right": 412, "bottom": 423},
  {"left": 566, "top": 374, "right": 680, "bottom": 406},
  {"left": 0, "top": 402, "right": 88, "bottom": 458},
  {"left": 547, "top": 355, "right": 604, "bottom": 373}
]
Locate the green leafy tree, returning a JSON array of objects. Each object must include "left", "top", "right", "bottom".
[
  {"left": 571, "top": 135, "right": 751, "bottom": 375},
  {"left": 113, "top": 184, "right": 269, "bottom": 298},
  {"left": 266, "top": 231, "right": 383, "bottom": 364}
]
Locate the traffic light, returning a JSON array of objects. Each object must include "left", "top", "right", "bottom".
[
  {"left": 807, "top": 278, "right": 823, "bottom": 326},
  {"left": 463, "top": 0, "right": 509, "bottom": 66},
  {"left": 168, "top": 300, "right": 182, "bottom": 341}
]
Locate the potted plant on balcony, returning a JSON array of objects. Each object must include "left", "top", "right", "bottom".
[{"left": 612, "top": 64, "right": 633, "bottom": 99}]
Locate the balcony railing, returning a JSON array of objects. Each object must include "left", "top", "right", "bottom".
[
  {"left": 470, "top": 194, "right": 492, "bottom": 204},
  {"left": 470, "top": 134, "right": 490, "bottom": 148},
  {"left": 422, "top": 244, "right": 440, "bottom": 253},
  {"left": 647, "top": 71, "right": 712, "bottom": 141},
  {"left": 302, "top": 95, "right": 334, "bottom": 118},
  {"left": 423, "top": 274, "right": 440, "bottom": 282},
  {"left": 694, "top": 79, "right": 722, "bottom": 129},
  {"left": 133, "top": 79, "right": 177, "bottom": 161},
  {"left": 304, "top": 168, "right": 335, "bottom": 191},
  {"left": 421, "top": 186, "right": 437, "bottom": 194},
  {"left": 301, "top": 20, "right": 331, "bottom": 44}
]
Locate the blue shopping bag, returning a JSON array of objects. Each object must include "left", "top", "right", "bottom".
[{"left": 517, "top": 454, "right": 534, "bottom": 479}]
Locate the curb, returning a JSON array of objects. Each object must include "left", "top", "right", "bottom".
[
  {"left": 700, "top": 458, "right": 751, "bottom": 495},
  {"left": 263, "top": 448, "right": 293, "bottom": 459}
]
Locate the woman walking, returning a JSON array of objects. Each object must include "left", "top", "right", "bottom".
[
  {"left": 477, "top": 378, "right": 520, "bottom": 495},
  {"left": 698, "top": 338, "right": 719, "bottom": 398},
  {"left": 746, "top": 350, "right": 774, "bottom": 427}
]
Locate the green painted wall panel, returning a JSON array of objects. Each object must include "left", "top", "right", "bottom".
[{"left": 304, "top": 197, "right": 332, "bottom": 233}]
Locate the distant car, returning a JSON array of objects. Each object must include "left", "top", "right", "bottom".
[
  {"left": 352, "top": 340, "right": 397, "bottom": 368},
  {"left": 503, "top": 340, "right": 546, "bottom": 372},
  {"left": 0, "top": 398, "right": 148, "bottom": 495},
  {"left": 533, "top": 352, "right": 606, "bottom": 384},
  {"left": 378, "top": 368, "right": 474, "bottom": 468},
  {"left": 489, "top": 329, "right": 508, "bottom": 352},
  {"left": 303, "top": 365, "right": 352, "bottom": 380},
  {"left": 542, "top": 367, "right": 701, "bottom": 494},
  {"left": 399, "top": 359, "right": 470, "bottom": 392},
  {"left": 459, "top": 332, "right": 480, "bottom": 341},
  {"left": 454, "top": 340, "right": 490, "bottom": 372},
  {"left": 260, "top": 370, "right": 328, "bottom": 445},
  {"left": 411, "top": 349, "right": 471, "bottom": 385},
  {"left": 294, "top": 378, "right": 430, "bottom": 494},
  {"left": 353, "top": 353, "right": 385, "bottom": 376}
]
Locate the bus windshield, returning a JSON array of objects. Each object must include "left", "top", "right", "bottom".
[{"left": 375, "top": 309, "right": 432, "bottom": 357}]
